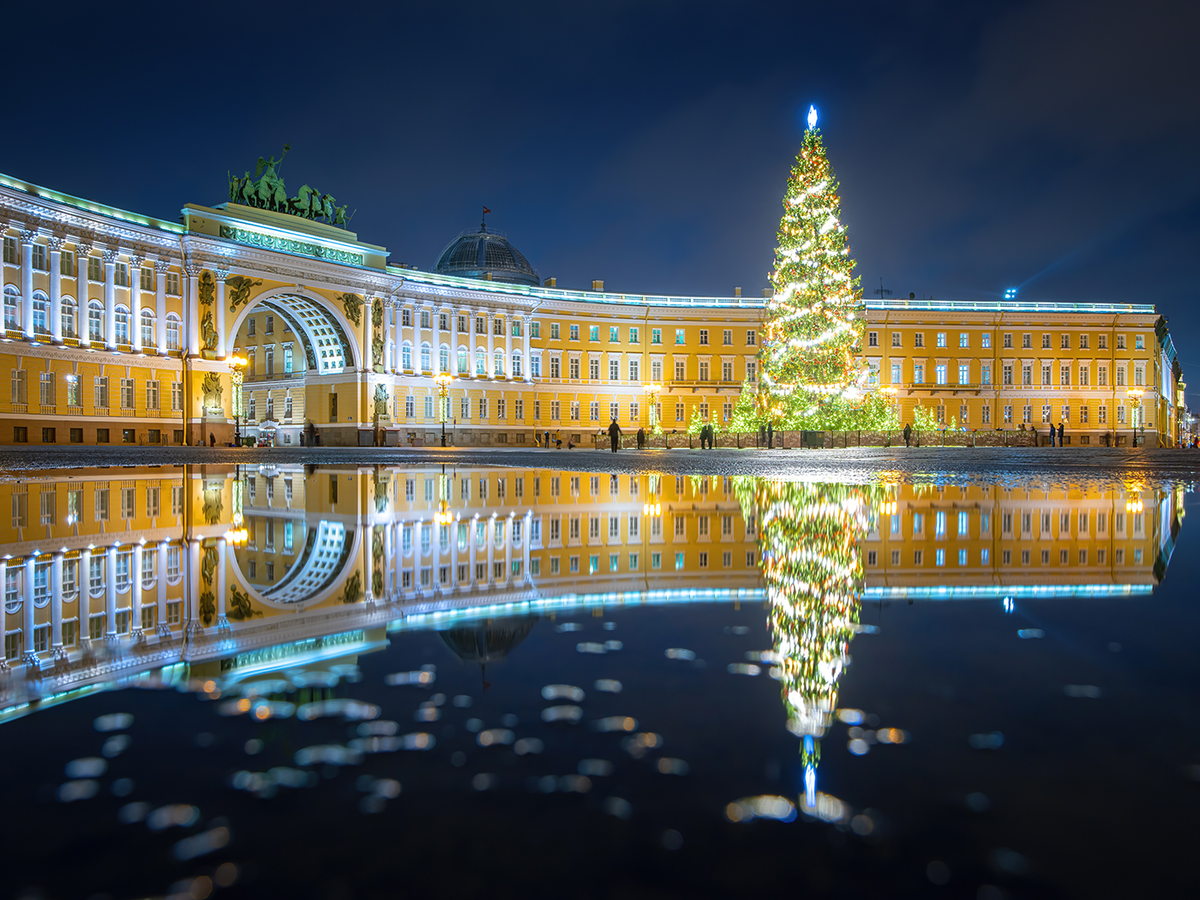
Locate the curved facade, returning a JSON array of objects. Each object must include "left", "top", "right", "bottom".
[{"left": 0, "top": 169, "right": 1183, "bottom": 449}]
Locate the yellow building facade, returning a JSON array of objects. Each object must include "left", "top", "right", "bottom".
[
  {"left": 864, "top": 301, "right": 1182, "bottom": 446},
  {"left": 0, "top": 170, "right": 1183, "bottom": 447}
]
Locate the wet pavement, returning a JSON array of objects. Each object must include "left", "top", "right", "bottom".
[{"left": 0, "top": 461, "right": 1196, "bottom": 899}]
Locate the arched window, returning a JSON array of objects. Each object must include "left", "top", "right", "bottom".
[
  {"left": 457, "top": 347, "right": 468, "bottom": 375},
  {"left": 140, "top": 309, "right": 155, "bottom": 347},
  {"left": 475, "top": 348, "right": 487, "bottom": 376},
  {"left": 511, "top": 351, "right": 523, "bottom": 378},
  {"left": 32, "top": 291, "right": 48, "bottom": 335},
  {"left": 115, "top": 305, "right": 130, "bottom": 344},
  {"left": 494, "top": 349, "right": 504, "bottom": 378},
  {"left": 402, "top": 342, "right": 412, "bottom": 371},
  {"left": 420, "top": 342, "right": 431, "bottom": 373},
  {"left": 88, "top": 300, "right": 104, "bottom": 342},
  {"left": 61, "top": 297, "right": 77, "bottom": 339},
  {"left": 3, "top": 285, "right": 20, "bottom": 330},
  {"left": 439, "top": 344, "right": 450, "bottom": 373},
  {"left": 166, "top": 313, "right": 181, "bottom": 351}
]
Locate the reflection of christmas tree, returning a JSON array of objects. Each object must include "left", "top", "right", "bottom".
[{"left": 736, "top": 478, "right": 878, "bottom": 809}]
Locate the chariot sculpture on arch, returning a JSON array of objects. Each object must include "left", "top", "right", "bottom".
[{"left": 228, "top": 145, "right": 353, "bottom": 226}]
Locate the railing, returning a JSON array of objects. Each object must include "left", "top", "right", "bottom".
[{"left": 243, "top": 371, "right": 308, "bottom": 383}]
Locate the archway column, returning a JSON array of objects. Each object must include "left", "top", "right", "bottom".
[
  {"left": 20, "top": 230, "right": 36, "bottom": 340},
  {"left": 103, "top": 250, "right": 118, "bottom": 350},
  {"left": 49, "top": 237, "right": 64, "bottom": 344},
  {"left": 130, "top": 255, "right": 144, "bottom": 351},
  {"left": 215, "top": 268, "right": 227, "bottom": 358}
]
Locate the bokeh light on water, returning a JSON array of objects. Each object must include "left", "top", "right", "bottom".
[{"left": 0, "top": 463, "right": 1195, "bottom": 897}]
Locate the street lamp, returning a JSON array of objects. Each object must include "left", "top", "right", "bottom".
[
  {"left": 434, "top": 372, "right": 453, "bottom": 447},
  {"left": 1127, "top": 387, "right": 1145, "bottom": 446},
  {"left": 227, "top": 355, "right": 248, "bottom": 446}
]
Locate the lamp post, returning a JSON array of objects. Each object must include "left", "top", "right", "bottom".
[
  {"left": 435, "top": 372, "right": 453, "bottom": 447},
  {"left": 227, "top": 355, "right": 248, "bottom": 446},
  {"left": 643, "top": 382, "right": 662, "bottom": 441},
  {"left": 1127, "top": 387, "right": 1144, "bottom": 447}
]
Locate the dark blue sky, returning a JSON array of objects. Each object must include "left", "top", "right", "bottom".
[{"left": 5, "top": 1, "right": 1198, "bottom": 378}]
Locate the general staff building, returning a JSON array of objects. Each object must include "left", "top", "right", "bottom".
[{"left": 0, "top": 171, "right": 1183, "bottom": 447}]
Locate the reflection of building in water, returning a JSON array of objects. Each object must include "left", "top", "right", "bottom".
[
  {"left": 862, "top": 483, "right": 1184, "bottom": 597},
  {"left": 0, "top": 466, "right": 760, "bottom": 714},
  {"left": 736, "top": 479, "right": 879, "bottom": 809}
]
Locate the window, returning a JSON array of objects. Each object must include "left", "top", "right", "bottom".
[
  {"left": 530, "top": 321, "right": 540, "bottom": 338},
  {"left": 699, "top": 361, "right": 709, "bottom": 381},
  {"left": 402, "top": 343, "right": 413, "bottom": 370},
  {"left": 629, "top": 359, "right": 640, "bottom": 381},
  {"left": 699, "top": 329, "right": 709, "bottom": 345},
  {"left": 892, "top": 332, "right": 901, "bottom": 347},
  {"left": 171, "top": 381, "right": 183, "bottom": 411},
  {"left": 1022, "top": 333, "right": 1032, "bottom": 349},
  {"left": 420, "top": 343, "right": 431, "bottom": 371},
  {"left": 913, "top": 364, "right": 924, "bottom": 383},
  {"left": 88, "top": 256, "right": 102, "bottom": 282},
  {"left": 1, "top": 237, "right": 15, "bottom": 265},
  {"left": 32, "top": 292, "right": 48, "bottom": 334},
  {"left": 981, "top": 404, "right": 991, "bottom": 424},
  {"left": 891, "top": 363, "right": 901, "bottom": 384},
  {"left": 166, "top": 314, "right": 181, "bottom": 350},
  {"left": 1003, "top": 365, "right": 1013, "bottom": 385},
  {"left": 1098, "top": 333, "right": 1108, "bottom": 350},
  {"left": 981, "top": 333, "right": 991, "bottom": 349},
  {"left": 935, "top": 365, "right": 947, "bottom": 385},
  {"left": 3, "top": 286, "right": 19, "bottom": 329},
  {"left": 1022, "top": 365, "right": 1032, "bottom": 386},
  {"left": 914, "top": 333, "right": 924, "bottom": 348},
  {"left": 1042, "top": 334, "right": 1052, "bottom": 349},
  {"left": 1080, "top": 334, "right": 1089, "bottom": 349},
  {"left": 120, "top": 377, "right": 134, "bottom": 409},
  {"left": 1079, "top": 366, "right": 1089, "bottom": 386},
  {"left": 982, "top": 364, "right": 991, "bottom": 385},
  {"left": 1135, "top": 334, "right": 1145, "bottom": 350},
  {"left": 936, "top": 332, "right": 946, "bottom": 348},
  {"left": 1003, "top": 404, "right": 1012, "bottom": 423},
  {"left": 1117, "top": 334, "right": 1126, "bottom": 350},
  {"left": 140, "top": 310, "right": 154, "bottom": 347},
  {"left": 675, "top": 329, "right": 685, "bottom": 345},
  {"left": 38, "top": 372, "right": 54, "bottom": 406},
  {"left": 88, "top": 301, "right": 104, "bottom": 342},
  {"left": 94, "top": 375, "right": 109, "bottom": 409},
  {"left": 61, "top": 299, "right": 77, "bottom": 338},
  {"left": 1098, "top": 366, "right": 1108, "bottom": 387},
  {"left": 1116, "top": 366, "right": 1126, "bottom": 387},
  {"left": 958, "top": 364, "right": 969, "bottom": 384},
  {"left": 868, "top": 331, "right": 878, "bottom": 347}
]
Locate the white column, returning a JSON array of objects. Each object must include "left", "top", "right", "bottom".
[
  {"left": 155, "top": 260, "right": 169, "bottom": 351},
  {"left": 103, "top": 250, "right": 118, "bottom": 350},
  {"left": 20, "top": 231, "right": 36, "bottom": 340},
  {"left": 105, "top": 544, "right": 118, "bottom": 640},
  {"left": 450, "top": 519, "right": 459, "bottom": 589},
  {"left": 469, "top": 517, "right": 478, "bottom": 586},
  {"left": 486, "top": 516, "right": 495, "bottom": 586},
  {"left": 504, "top": 515, "right": 513, "bottom": 585},
  {"left": 49, "top": 238, "right": 64, "bottom": 343},
  {"left": 523, "top": 511, "right": 532, "bottom": 582},
  {"left": 363, "top": 294, "right": 374, "bottom": 372},
  {"left": 469, "top": 308, "right": 478, "bottom": 378},
  {"left": 185, "top": 539, "right": 201, "bottom": 638},
  {"left": 431, "top": 303, "right": 440, "bottom": 375},
  {"left": 383, "top": 521, "right": 394, "bottom": 595},
  {"left": 130, "top": 255, "right": 144, "bottom": 351},
  {"left": 156, "top": 543, "right": 169, "bottom": 634},
  {"left": 77, "top": 246, "right": 92, "bottom": 347},
  {"left": 486, "top": 310, "right": 495, "bottom": 379},
  {"left": 505, "top": 314, "right": 514, "bottom": 380},
  {"left": 131, "top": 543, "right": 144, "bottom": 638},
  {"left": 22, "top": 556, "right": 37, "bottom": 666},
  {"left": 523, "top": 315, "right": 532, "bottom": 383},
  {"left": 0, "top": 560, "right": 7, "bottom": 659},
  {"left": 185, "top": 264, "right": 201, "bottom": 358},
  {"left": 216, "top": 540, "right": 228, "bottom": 627},
  {"left": 215, "top": 269, "right": 227, "bottom": 358},
  {"left": 51, "top": 552, "right": 64, "bottom": 656},
  {"left": 78, "top": 549, "right": 91, "bottom": 642},
  {"left": 385, "top": 303, "right": 395, "bottom": 372}
]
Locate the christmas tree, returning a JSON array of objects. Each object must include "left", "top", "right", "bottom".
[{"left": 758, "top": 107, "right": 887, "bottom": 430}]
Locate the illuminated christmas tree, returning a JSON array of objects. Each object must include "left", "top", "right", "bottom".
[
  {"left": 735, "top": 477, "right": 881, "bottom": 812},
  {"left": 757, "top": 107, "right": 891, "bottom": 431}
]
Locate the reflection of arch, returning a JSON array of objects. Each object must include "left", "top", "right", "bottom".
[
  {"left": 226, "top": 287, "right": 363, "bottom": 371},
  {"left": 440, "top": 614, "right": 539, "bottom": 665},
  {"left": 230, "top": 519, "right": 363, "bottom": 608}
]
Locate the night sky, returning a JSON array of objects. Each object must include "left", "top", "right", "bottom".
[{"left": 4, "top": 2, "right": 1198, "bottom": 380}]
